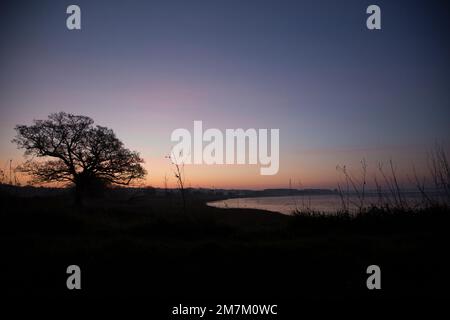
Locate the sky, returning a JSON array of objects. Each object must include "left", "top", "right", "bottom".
[{"left": 0, "top": 0, "right": 449, "bottom": 189}]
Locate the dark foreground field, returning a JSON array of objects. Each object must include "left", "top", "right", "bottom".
[{"left": 1, "top": 188, "right": 449, "bottom": 302}]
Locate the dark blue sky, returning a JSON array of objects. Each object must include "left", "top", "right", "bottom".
[{"left": 1, "top": 0, "right": 449, "bottom": 187}]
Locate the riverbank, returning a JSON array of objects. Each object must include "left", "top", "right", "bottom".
[{"left": 1, "top": 188, "right": 449, "bottom": 299}]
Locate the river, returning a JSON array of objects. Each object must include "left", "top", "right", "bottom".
[{"left": 207, "top": 193, "right": 426, "bottom": 215}]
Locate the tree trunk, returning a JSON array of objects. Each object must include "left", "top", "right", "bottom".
[{"left": 74, "top": 184, "right": 83, "bottom": 207}]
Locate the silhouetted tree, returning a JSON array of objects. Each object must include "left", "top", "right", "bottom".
[{"left": 13, "top": 112, "right": 146, "bottom": 204}]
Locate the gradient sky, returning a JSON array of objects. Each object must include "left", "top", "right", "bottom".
[{"left": 1, "top": 0, "right": 449, "bottom": 189}]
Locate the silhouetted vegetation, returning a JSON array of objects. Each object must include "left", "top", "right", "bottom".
[
  {"left": 292, "top": 145, "right": 450, "bottom": 216},
  {"left": 13, "top": 112, "right": 146, "bottom": 205}
]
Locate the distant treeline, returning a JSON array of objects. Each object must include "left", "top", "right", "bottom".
[{"left": 0, "top": 183, "right": 335, "bottom": 199}]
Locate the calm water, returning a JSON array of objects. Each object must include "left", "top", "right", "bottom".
[{"left": 207, "top": 193, "right": 425, "bottom": 215}]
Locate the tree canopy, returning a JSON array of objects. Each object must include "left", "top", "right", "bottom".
[{"left": 13, "top": 112, "right": 146, "bottom": 192}]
